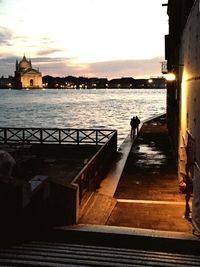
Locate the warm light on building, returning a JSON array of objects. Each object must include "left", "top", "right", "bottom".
[
  {"left": 15, "top": 55, "right": 43, "bottom": 89},
  {"left": 180, "top": 69, "right": 188, "bottom": 137}
]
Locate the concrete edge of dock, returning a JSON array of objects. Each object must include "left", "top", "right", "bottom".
[{"left": 97, "top": 127, "right": 138, "bottom": 196}]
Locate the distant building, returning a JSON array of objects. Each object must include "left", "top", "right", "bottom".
[
  {"left": 109, "top": 77, "right": 135, "bottom": 89},
  {"left": 0, "top": 76, "right": 12, "bottom": 89},
  {"left": 15, "top": 55, "right": 43, "bottom": 89}
]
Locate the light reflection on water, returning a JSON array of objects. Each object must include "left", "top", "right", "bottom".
[{"left": 0, "top": 89, "right": 166, "bottom": 145}]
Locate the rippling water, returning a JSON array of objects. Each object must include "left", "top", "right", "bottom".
[{"left": 0, "top": 89, "right": 166, "bottom": 145}]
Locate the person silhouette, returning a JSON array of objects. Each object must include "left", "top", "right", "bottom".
[
  {"left": 130, "top": 116, "right": 140, "bottom": 137},
  {"left": 135, "top": 116, "right": 140, "bottom": 135}
]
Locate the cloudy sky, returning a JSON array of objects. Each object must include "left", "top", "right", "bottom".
[{"left": 0, "top": 0, "right": 168, "bottom": 78}]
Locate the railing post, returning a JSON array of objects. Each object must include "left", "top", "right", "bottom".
[
  {"left": 40, "top": 129, "right": 43, "bottom": 144},
  {"left": 96, "top": 130, "right": 98, "bottom": 145},
  {"left": 22, "top": 129, "right": 25, "bottom": 143},
  {"left": 77, "top": 130, "right": 79, "bottom": 145},
  {"left": 59, "top": 129, "right": 61, "bottom": 144},
  {"left": 4, "top": 129, "right": 7, "bottom": 144}
]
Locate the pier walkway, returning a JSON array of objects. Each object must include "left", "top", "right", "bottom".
[
  {"left": 79, "top": 130, "right": 136, "bottom": 224},
  {"left": 98, "top": 133, "right": 136, "bottom": 197},
  {"left": 1, "top": 117, "right": 200, "bottom": 266},
  {"left": 79, "top": 116, "right": 193, "bottom": 234}
]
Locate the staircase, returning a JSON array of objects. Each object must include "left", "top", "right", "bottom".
[{"left": 1, "top": 240, "right": 200, "bottom": 267}]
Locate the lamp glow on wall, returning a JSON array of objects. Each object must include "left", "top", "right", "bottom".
[{"left": 180, "top": 69, "right": 188, "bottom": 138}]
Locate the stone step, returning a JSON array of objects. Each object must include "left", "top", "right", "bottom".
[
  {"left": 51, "top": 224, "right": 200, "bottom": 255},
  {"left": 79, "top": 193, "right": 117, "bottom": 225},
  {"left": 0, "top": 240, "right": 200, "bottom": 267}
]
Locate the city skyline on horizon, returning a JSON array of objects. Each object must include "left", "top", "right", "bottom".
[{"left": 0, "top": 0, "right": 168, "bottom": 79}]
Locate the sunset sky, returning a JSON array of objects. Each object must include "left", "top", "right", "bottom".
[{"left": 0, "top": 0, "right": 168, "bottom": 78}]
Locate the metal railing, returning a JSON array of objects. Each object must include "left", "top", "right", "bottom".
[
  {"left": 0, "top": 128, "right": 116, "bottom": 146},
  {"left": 0, "top": 127, "right": 118, "bottom": 225},
  {"left": 71, "top": 129, "right": 117, "bottom": 207}
]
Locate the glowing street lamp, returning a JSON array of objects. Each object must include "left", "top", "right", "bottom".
[
  {"left": 148, "top": 79, "right": 153, "bottom": 83},
  {"left": 165, "top": 73, "right": 176, "bottom": 81}
]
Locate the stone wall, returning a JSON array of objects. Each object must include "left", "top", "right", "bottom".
[{"left": 179, "top": 0, "right": 200, "bottom": 231}]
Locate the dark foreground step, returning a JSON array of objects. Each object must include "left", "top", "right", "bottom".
[{"left": 0, "top": 240, "right": 200, "bottom": 267}]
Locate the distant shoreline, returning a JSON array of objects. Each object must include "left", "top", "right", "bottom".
[
  {"left": 0, "top": 87, "right": 167, "bottom": 90},
  {"left": 0, "top": 75, "right": 166, "bottom": 90}
]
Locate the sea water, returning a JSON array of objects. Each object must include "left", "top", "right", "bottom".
[{"left": 0, "top": 88, "right": 166, "bottom": 145}]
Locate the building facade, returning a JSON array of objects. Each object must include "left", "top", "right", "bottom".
[
  {"left": 165, "top": 0, "right": 200, "bottom": 232},
  {"left": 178, "top": 0, "right": 200, "bottom": 233},
  {"left": 15, "top": 56, "right": 43, "bottom": 89},
  {"left": 165, "top": 0, "right": 195, "bottom": 159}
]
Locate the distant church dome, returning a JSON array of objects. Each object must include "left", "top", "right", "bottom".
[
  {"left": 18, "top": 55, "right": 32, "bottom": 71},
  {"left": 15, "top": 55, "right": 43, "bottom": 89}
]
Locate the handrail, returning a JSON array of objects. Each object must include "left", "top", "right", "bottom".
[
  {"left": 0, "top": 128, "right": 116, "bottom": 146},
  {"left": 71, "top": 130, "right": 117, "bottom": 205}
]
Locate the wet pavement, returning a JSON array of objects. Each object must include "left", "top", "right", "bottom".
[
  {"left": 80, "top": 120, "right": 193, "bottom": 233},
  {"left": 113, "top": 125, "right": 181, "bottom": 201}
]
